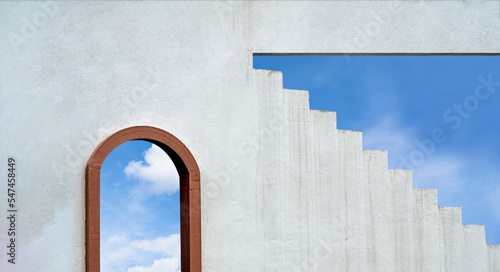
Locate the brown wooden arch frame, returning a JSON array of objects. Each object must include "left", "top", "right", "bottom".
[{"left": 85, "top": 126, "right": 201, "bottom": 272}]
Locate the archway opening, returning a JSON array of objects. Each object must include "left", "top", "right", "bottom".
[
  {"left": 100, "top": 140, "right": 181, "bottom": 271},
  {"left": 86, "top": 126, "right": 201, "bottom": 272}
]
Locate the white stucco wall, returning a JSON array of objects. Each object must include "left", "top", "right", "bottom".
[{"left": 1, "top": 1, "right": 499, "bottom": 271}]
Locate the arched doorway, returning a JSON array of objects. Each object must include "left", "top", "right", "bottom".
[{"left": 86, "top": 126, "right": 201, "bottom": 272}]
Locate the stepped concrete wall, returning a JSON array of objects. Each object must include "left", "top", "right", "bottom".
[{"left": 1, "top": 1, "right": 499, "bottom": 271}]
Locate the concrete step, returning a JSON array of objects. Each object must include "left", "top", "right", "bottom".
[
  {"left": 338, "top": 129, "right": 368, "bottom": 270},
  {"left": 463, "top": 224, "right": 488, "bottom": 271},
  {"left": 488, "top": 244, "right": 500, "bottom": 272},
  {"left": 284, "top": 88, "right": 310, "bottom": 110},
  {"left": 308, "top": 108, "right": 343, "bottom": 270},
  {"left": 412, "top": 188, "right": 440, "bottom": 271},
  {"left": 253, "top": 68, "right": 285, "bottom": 271},
  {"left": 439, "top": 207, "right": 466, "bottom": 272},
  {"left": 310, "top": 109, "right": 337, "bottom": 130},
  {"left": 389, "top": 169, "right": 413, "bottom": 270},
  {"left": 363, "top": 149, "right": 395, "bottom": 271},
  {"left": 254, "top": 68, "right": 283, "bottom": 91},
  {"left": 278, "top": 84, "right": 314, "bottom": 270}
]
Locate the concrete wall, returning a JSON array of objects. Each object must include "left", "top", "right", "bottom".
[{"left": 1, "top": 1, "right": 499, "bottom": 271}]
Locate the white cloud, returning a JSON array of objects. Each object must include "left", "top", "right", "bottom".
[
  {"left": 124, "top": 144, "right": 179, "bottom": 195},
  {"left": 363, "top": 115, "right": 416, "bottom": 162},
  {"left": 413, "top": 156, "right": 462, "bottom": 183},
  {"left": 109, "top": 233, "right": 180, "bottom": 263},
  {"left": 127, "top": 257, "right": 180, "bottom": 272},
  {"left": 413, "top": 156, "right": 465, "bottom": 203},
  {"left": 107, "top": 233, "right": 129, "bottom": 245}
]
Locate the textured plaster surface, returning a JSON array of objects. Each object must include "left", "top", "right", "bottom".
[{"left": 1, "top": 1, "right": 499, "bottom": 271}]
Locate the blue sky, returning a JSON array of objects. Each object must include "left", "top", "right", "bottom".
[
  {"left": 100, "top": 56, "right": 500, "bottom": 271},
  {"left": 254, "top": 55, "right": 500, "bottom": 245}
]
